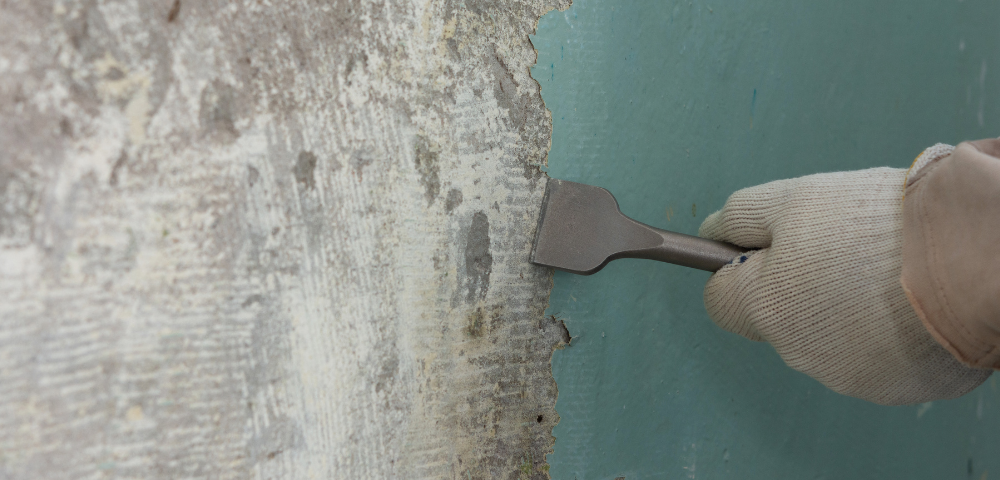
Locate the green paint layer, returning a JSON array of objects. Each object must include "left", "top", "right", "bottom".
[{"left": 533, "top": 1, "right": 1000, "bottom": 478}]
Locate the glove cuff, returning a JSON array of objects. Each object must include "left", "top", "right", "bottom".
[
  {"left": 901, "top": 140, "right": 1000, "bottom": 370},
  {"left": 904, "top": 143, "right": 954, "bottom": 190}
]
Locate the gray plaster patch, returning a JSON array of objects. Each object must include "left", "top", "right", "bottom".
[
  {"left": 199, "top": 81, "right": 240, "bottom": 143},
  {"left": 0, "top": 0, "right": 572, "bottom": 478}
]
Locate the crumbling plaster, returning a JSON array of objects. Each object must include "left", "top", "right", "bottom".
[{"left": 0, "top": 0, "right": 570, "bottom": 478}]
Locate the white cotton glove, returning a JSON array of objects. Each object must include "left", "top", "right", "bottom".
[{"left": 699, "top": 167, "right": 991, "bottom": 406}]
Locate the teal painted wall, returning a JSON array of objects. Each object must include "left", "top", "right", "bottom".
[{"left": 532, "top": 1, "right": 1000, "bottom": 479}]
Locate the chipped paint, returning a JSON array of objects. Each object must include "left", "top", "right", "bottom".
[{"left": 0, "top": 0, "right": 571, "bottom": 478}]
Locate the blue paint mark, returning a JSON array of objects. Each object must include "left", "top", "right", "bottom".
[
  {"left": 551, "top": 63, "right": 555, "bottom": 81},
  {"left": 561, "top": 44, "right": 564, "bottom": 60}
]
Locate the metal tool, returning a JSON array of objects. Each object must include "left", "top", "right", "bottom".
[{"left": 530, "top": 179, "right": 747, "bottom": 275}]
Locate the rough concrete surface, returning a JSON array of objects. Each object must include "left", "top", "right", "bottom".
[{"left": 0, "top": 0, "right": 570, "bottom": 478}]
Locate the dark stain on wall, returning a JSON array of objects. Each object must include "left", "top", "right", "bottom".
[
  {"left": 465, "top": 211, "right": 493, "bottom": 301},
  {"left": 445, "top": 188, "right": 464, "bottom": 213},
  {"left": 415, "top": 136, "right": 442, "bottom": 206},
  {"left": 295, "top": 151, "right": 318, "bottom": 190},
  {"left": 167, "top": 0, "right": 181, "bottom": 22}
]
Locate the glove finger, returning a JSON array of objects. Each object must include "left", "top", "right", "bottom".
[
  {"left": 699, "top": 181, "right": 789, "bottom": 248},
  {"left": 703, "top": 249, "right": 767, "bottom": 342}
]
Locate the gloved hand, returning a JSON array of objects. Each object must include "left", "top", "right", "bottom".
[{"left": 699, "top": 166, "right": 991, "bottom": 405}]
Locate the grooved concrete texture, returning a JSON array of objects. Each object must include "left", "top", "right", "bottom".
[
  {"left": 533, "top": 1, "right": 1000, "bottom": 479},
  {"left": 0, "top": 1, "right": 570, "bottom": 479}
]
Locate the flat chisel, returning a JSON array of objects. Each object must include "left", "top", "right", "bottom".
[{"left": 530, "top": 179, "right": 747, "bottom": 275}]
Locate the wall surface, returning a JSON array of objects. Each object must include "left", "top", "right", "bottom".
[
  {"left": 0, "top": 1, "right": 570, "bottom": 479},
  {"left": 534, "top": 1, "right": 1000, "bottom": 479}
]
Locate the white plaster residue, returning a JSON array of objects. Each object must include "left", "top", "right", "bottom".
[
  {"left": 682, "top": 442, "right": 697, "bottom": 479},
  {"left": 94, "top": 52, "right": 153, "bottom": 146},
  {"left": 30, "top": 70, "right": 71, "bottom": 113},
  {"left": 0, "top": 246, "right": 42, "bottom": 285},
  {"left": 124, "top": 79, "right": 152, "bottom": 145},
  {"left": 125, "top": 405, "right": 143, "bottom": 422},
  {"left": 917, "top": 401, "right": 934, "bottom": 418},
  {"left": 49, "top": 106, "right": 127, "bottom": 208}
]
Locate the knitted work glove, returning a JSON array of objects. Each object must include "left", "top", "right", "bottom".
[{"left": 699, "top": 166, "right": 991, "bottom": 405}]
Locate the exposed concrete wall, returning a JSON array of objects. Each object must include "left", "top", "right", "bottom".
[{"left": 0, "top": 1, "right": 569, "bottom": 478}]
